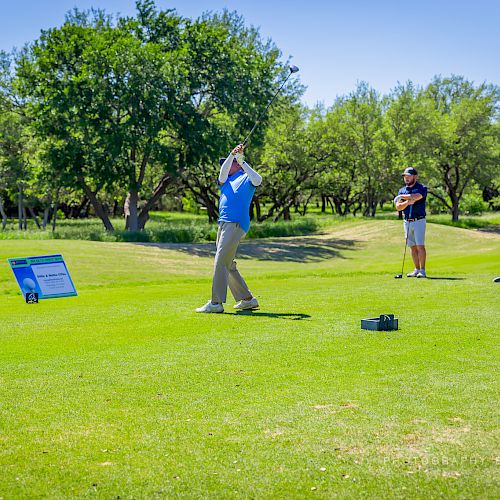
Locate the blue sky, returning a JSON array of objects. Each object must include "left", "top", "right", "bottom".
[{"left": 1, "top": 0, "right": 498, "bottom": 107}]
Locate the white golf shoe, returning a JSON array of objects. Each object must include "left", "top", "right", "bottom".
[
  {"left": 417, "top": 270, "right": 427, "bottom": 278},
  {"left": 196, "top": 301, "right": 224, "bottom": 313},
  {"left": 234, "top": 297, "right": 259, "bottom": 310},
  {"left": 406, "top": 269, "right": 419, "bottom": 277}
]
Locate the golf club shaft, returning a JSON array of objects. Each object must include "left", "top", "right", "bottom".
[
  {"left": 400, "top": 231, "right": 409, "bottom": 276},
  {"left": 242, "top": 72, "right": 293, "bottom": 146},
  {"left": 400, "top": 205, "right": 413, "bottom": 275}
]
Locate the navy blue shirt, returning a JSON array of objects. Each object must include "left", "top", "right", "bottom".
[
  {"left": 218, "top": 170, "right": 256, "bottom": 232},
  {"left": 398, "top": 182, "right": 427, "bottom": 219}
]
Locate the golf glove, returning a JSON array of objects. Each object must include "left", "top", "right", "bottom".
[{"left": 235, "top": 153, "right": 245, "bottom": 165}]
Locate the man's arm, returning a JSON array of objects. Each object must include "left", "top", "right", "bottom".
[
  {"left": 218, "top": 155, "right": 234, "bottom": 185},
  {"left": 219, "top": 144, "right": 262, "bottom": 186},
  {"left": 395, "top": 193, "right": 423, "bottom": 211},
  {"left": 240, "top": 160, "right": 262, "bottom": 187},
  {"left": 218, "top": 144, "right": 246, "bottom": 184},
  {"left": 233, "top": 144, "right": 262, "bottom": 186}
]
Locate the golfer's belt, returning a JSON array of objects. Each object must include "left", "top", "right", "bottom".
[{"left": 405, "top": 216, "right": 426, "bottom": 222}]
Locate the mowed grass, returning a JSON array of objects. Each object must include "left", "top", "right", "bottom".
[{"left": 0, "top": 219, "right": 498, "bottom": 498}]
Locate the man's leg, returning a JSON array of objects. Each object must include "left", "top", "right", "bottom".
[
  {"left": 416, "top": 245, "right": 426, "bottom": 270},
  {"left": 228, "top": 260, "right": 252, "bottom": 301},
  {"left": 411, "top": 246, "right": 419, "bottom": 270},
  {"left": 413, "top": 219, "right": 427, "bottom": 277},
  {"left": 211, "top": 223, "right": 244, "bottom": 304},
  {"left": 405, "top": 220, "right": 419, "bottom": 276}
]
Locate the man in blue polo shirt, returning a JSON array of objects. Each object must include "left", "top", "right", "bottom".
[
  {"left": 196, "top": 144, "right": 262, "bottom": 313},
  {"left": 395, "top": 167, "right": 428, "bottom": 278}
]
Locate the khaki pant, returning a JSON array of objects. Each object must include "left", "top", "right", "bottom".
[{"left": 212, "top": 222, "right": 251, "bottom": 304}]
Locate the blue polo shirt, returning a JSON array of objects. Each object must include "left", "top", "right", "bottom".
[
  {"left": 398, "top": 182, "right": 427, "bottom": 219},
  {"left": 218, "top": 170, "right": 256, "bottom": 232}
]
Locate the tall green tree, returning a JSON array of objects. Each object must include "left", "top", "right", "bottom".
[
  {"left": 258, "top": 103, "right": 318, "bottom": 220},
  {"left": 16, "top": 5, "right": 186, "bottom": 231},
  {"left": 0, "top": 51, "right": 36, "bottom": 230},
  {"left": 177, "top": 10, "right": 289, "bottom": 222},
  {"left": 388, "top": 76, "right": 499, "bottom": 221},
  {"left": 312, "top": 83, "right": 393, "bottom": 216},
  {"left": 15, "top": 2, "right": 291, "bottom": 229},
  {"left": 425, "top": 76, "right": 499, "bottom": 220}
]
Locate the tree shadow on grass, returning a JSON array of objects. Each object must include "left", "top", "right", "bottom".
[
  {"left": 135, "top": 237, "right": 359, "bottom": 263},
  {"left": 476, "top": 225, "right": 500, "bottom": 235},
  {"left": 234, "top": 310, "right": 311, "bottom": 320}
]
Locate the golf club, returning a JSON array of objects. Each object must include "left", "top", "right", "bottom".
[
  {"left": 242, "top": 65, "right": 299, "bottom": 146},
  {"left": 394, "top": 204, "right": 413, "bottom": 279}
]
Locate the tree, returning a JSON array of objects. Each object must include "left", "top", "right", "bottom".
[
  {"left": 0, "top": 52, "right": 35, "bottom": 230},
  {"left": 15, "top": 5, "right": 187, "bottom": 231},
  {"left": 311, "top": 83, "right": 393, "bottom": 217},
  {"left": 389, "top": 76, "right": 499, "bottom": 221},
  {"left": 177, "top": 9, "right": 289, "bottom": 222},
  {"left": 257, "top": 103, "right": 318, "bottom": 220},
  {"left": 425, "top": 77, "right": 499, "bottom": 220},
  {"left": 15, "top": 2, "right": 291, "bottom": 229}
]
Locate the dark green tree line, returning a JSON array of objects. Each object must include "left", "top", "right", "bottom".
[{"left": 0, "top": 2, "right": 498, "bottom": 229}]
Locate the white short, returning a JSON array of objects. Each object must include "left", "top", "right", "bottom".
[{"left": 404, "top": 218, "right": 426, "bottom": 247}]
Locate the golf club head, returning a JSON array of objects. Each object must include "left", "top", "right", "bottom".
[
  {"left": 289, "top": 65, "right": 299, "bottom": 73},
  {"left": 394, "top": 274, "right": 403, "bottom": 279}
]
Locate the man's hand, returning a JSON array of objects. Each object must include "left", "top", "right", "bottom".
[{"left": 231, "top": 144, "right": 245, "bottom": 156}]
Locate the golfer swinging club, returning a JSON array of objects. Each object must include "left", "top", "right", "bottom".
[
  {"left": 196, "top": 144, "right": 262, "bottom": 313},
  {"left": 395, "top": 167, "right": 428, "bottom": 278}
]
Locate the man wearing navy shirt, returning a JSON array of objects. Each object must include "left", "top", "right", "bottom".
[
  {"left": 196, "top": 144, "right": 262, "bottom": 313},
  {"left": 395, "top": 167, "right": 428, "bottom": 278}
]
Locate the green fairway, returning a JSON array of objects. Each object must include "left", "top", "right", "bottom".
[{"left": 0, "top": 219, "right": 498, "bottom": 498}]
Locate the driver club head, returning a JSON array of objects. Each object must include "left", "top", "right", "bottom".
[
  {"left": 289, "top": 65, "right": 299, "bottom": 73},
  {"left": 394, "top": 274, "right": 403, "bottom": 279}
]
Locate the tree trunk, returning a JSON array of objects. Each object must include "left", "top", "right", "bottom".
[
  {"left": 300, "top": 192, "right": 313, "bottom": 215},
  {"left": 321, "top": 195, "right": 326, "bottom": 213},
  {"left": 138, "top": 173, "right": 172, "bottom": 230},
  {"left": 126, "top": 190, "right": 139, "bottom": 231},
  {"left": 363, "top": 195, "right": 377, "bottom": 217},
  {"left": 79, "top": 179, "right": 114, "bottom": 232},
  {"left": 204, "top": 196, "right": 218, "bottom": 223},
  {"left": 22, "top": 205, "right": 28, "bottom": 230},
  {"left": 43, "top": 208, "right": 50, "bottom": 229},
  {"left": 333, "top": 198, "right": 343, "bottom": 215},
  {"left": 18, "top": 184, "right": 23, "bottom": 230},
  {"left": 71, "top": 196, "right": 90, "bottom": 218},
  {"left": 0, "top": 196, "right": 7, "bottom": 230},
  {"left": 28, "top": 207, "right": 42, "bottom": 229},
  {"left": 353, "top": 202, "right": 362, "bottom": 216},
  {"left": 124, "top": 193, "right": 130, "bottom": 228},
  {"left": 254, "top": 197, "right": 261, "bottom": 220},
  {"left": 52, "top": 192, "right": 59, "bottom": 232},
  {"left": 448, "top": 188, "right": 460, "bottom": 222}
]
